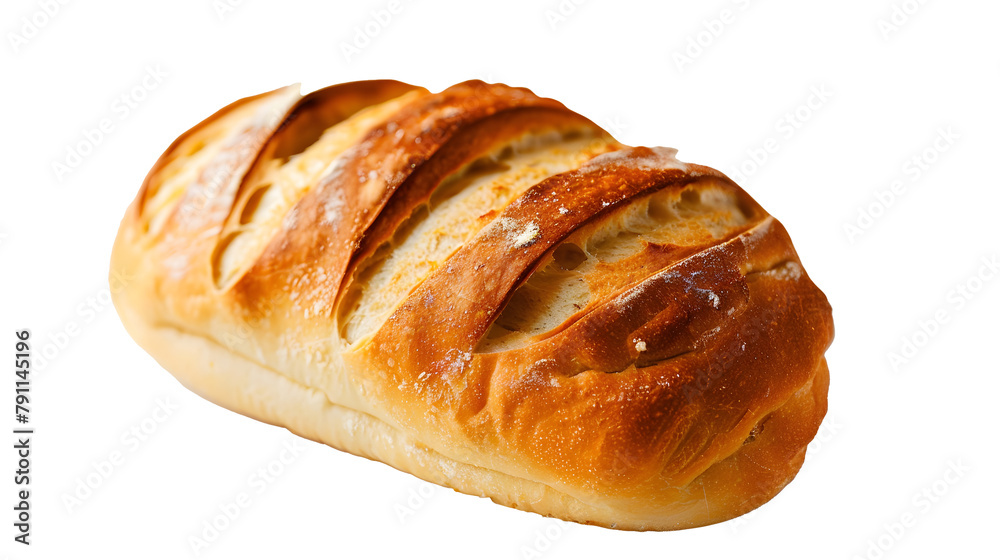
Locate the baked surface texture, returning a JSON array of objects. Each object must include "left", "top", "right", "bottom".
[{"left": 111, "top": 80, "right": 834, "bottom": 530}]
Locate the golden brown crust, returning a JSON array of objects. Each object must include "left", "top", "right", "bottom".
[{"left": 111, "top": 80, "right": 834, "bottom": 530}]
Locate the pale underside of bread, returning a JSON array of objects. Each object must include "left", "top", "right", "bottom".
[
  {"left": 115, "top": 294, "right": 829, "bottom": 531},
  {"left": 111, "top": 80, "right": 834, "bottom": 530}
]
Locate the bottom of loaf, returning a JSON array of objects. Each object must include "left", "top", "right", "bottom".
[{"left": 116, "top": 300, "right": 828, "bottom": 531}]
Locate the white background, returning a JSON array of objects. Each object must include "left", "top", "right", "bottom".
[{"left": 1, "top": 0, "right": 997, "bottom": 558}]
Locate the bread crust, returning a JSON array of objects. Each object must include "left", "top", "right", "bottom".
[{"left": 111, "top": 80, "right": 834, "bottom": 530}]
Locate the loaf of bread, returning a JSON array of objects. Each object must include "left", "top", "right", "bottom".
[{"left": 111, "top": 80, "right": 833, "bottom": 530}]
